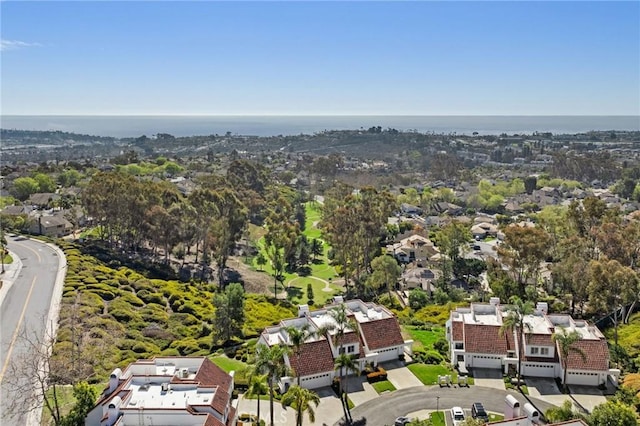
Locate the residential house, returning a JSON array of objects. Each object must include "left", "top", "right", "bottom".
[
  {"left": 28, "top": 192, "right": 60, "bottom": 209},
  {"left": 446, "top": 298, "right": 614, "bottom": 386},
  {"left": 258, "top": 298, "right": 411, "bottom": 390},
  {"left": 85, "top": 356, "right": 236, "bottom": 426},
  {"left": 387, "top": 234, "right": 440, "bottom": 264},
  {"left": 28, "top": 214, "right": 73, "bottom": 237}
]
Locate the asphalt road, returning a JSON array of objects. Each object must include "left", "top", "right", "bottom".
[
  {"left": 0, "top": 236, "right": 62, "bottom": 425},
  {"left": 341, "top": 385, "right": 556, "bottom": 426}
]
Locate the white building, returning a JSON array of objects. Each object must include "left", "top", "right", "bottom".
[
  {"left": 446, "top": 298, "right": 613, "bottom": 386},
  {"left": 85, "top": 357, "right": 236, "bottom": 426},
  {"left": 258, "top": 298, "right": 412, "bottom": 390}
]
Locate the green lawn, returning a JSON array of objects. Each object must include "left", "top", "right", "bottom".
[
  {"left": 404, "top": 326, "right": 445, "bottom": 351},
  {"left": 1, "top": 253, "right": 12, "bottom": 265},
  {"left": 210, "top": 355, "right": 248, "bottom": 373},
  {"left": 407, "top": 363, "right": 471, "bottom": 386},
  {"left": 429, "top": 411, "right": 445, "bottom": 426},
  {"left": 41, "top": 383, "right": 104, "bottom": 425},
  {"left": 286, "top": 276, "right": 342, "bottom": 306},
  {"left": 371, "top": 380, "right": 396, "bottom": 394}
]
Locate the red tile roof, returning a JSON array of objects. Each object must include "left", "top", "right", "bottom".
[
  {"left": 289, "top": 339, "right": 336, "bottom": 377},
  {"left": 565, "top": 339, "right": 609, "bottom": 371},
  {"left": 527, "top": 334, "right": 554, "bottom": 346},
  {"left": 193, "top": 359, "right": 233, "bottom": 415},
  {"left": 359, "top": 317, "right": 405, "bottom": 350},
  {"left": 464, "top": 324, "right": 508, "bottom": 354},
  {"left": 203, "top": 414, "right": 226, "bottom": 426},
  {"left": 452, "top": 321, "right": 463, "bottom": 341}
]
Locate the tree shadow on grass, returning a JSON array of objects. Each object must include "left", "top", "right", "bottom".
[{"left": 286, "top": 286, "right": 303, "bottom": 300}]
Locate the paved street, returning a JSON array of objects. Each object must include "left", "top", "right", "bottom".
[
  {"left": 339, "top": 385, "right": 556, "bottom": 426},
  {"left": 0, "top": 236, "right": 65, "bottom": 425}
]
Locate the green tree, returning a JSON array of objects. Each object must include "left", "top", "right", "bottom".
[
  {"left": 256, "top": 252, "right": 267, "bottom": 271},
  {"left": 212, "top": 283, "right": 245, "bottom": 344},
  {"left": 254, "top": 344, "right": 290, "bottom": 426},
  {"left": 545, "top": 400, "right": 583, "bottom": 423},
  {"left": 334, "top": 353, "right": 358, "bottom": 425},
  {"left": 310, "top": 238, "right": 323, "bottom": 261},
  {"left": 247, "top": 372, "right": 269, "bottom": 425},
  {"left": 33, "top": 173, "right": 57, "bottom": 193},
  {"left": 280, "top": 385, "right": 320, "bottom": 426},
  {"left": 587, "top": 259, "right": 639, "bottom": 360},
  {"left": 59, "top": 382, "right": 97, "bottom": 426},
  {"left": 283, "top": 324, "right": 315, "bottom": 386},
  {"left": 497, "top": 225, "right": 551, "bottom": 297},
  {"left": 589, "top": 400, "right": 638, "bottom": 426},
  {"left": 366, "top": 255, "right": 402, "bottom": 299},
  {"left": 499, "top": 296, "right": 534, "bottom": 385},
  {"left": 11, "top": 176, "right": 40, "bottom": 200},
  {"left": 552, "top": 327, "right": 586, "bottom": 391},
  {"left": 409, "top": 288, "right": 429, "bottom": 310}
]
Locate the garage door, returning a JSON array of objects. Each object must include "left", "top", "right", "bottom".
[
  {"left": 300, "top": 372, "right": 333, "bottom": 389},
  {"left": 472, "top": 355, "right": 502, "bottom": 368},
  {"left": 523, "top": 363, "right": 555, "bottom": 378},
  {"left": 567, "top": 371, "right": 599, "bottom": 386}
]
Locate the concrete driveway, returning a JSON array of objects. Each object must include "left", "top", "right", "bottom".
[
  {"left": 347, "top": 375, "right": 379, "bottom": 406},
  {"left": 526, "top": 377, "right": 570, "bottom": 408},
  {"left": 568, "top": 385, "right": 606, "bottom": 413},
  {"left": 383, "top": 361, "right": 424, "bottom": 390},
  {"left": 472, "top": 368, "right": 505, "bottom": 390}
]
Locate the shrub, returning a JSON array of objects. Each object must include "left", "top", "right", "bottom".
[
  {"left": 137, "top": 290, "right": 165, "bottom": 305},
  {"left": 170, "top": 338, "right": 201, "bottom": 355},
  {"left": 119, "top": 292, "right": 145, "bottom": 307},
  {"left": 366, "top": 367, "right": 388, "bottom": 382}
]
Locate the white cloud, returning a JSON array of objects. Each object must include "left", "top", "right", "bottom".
[{"left": 1, "top": 39, "right": 42, "bottom": 51}]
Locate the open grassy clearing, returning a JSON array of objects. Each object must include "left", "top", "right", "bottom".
[{"left": 404, "top": 326, "right": 445, "bottom": 351}]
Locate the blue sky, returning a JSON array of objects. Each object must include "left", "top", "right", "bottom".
[{"left": 1, "top": 1, "right": 639, "bottom": 115}]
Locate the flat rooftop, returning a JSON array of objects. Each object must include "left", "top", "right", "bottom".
[{"left": 123, "top": 382, "right": 215, "bottom": 410}]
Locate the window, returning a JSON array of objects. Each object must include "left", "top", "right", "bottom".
[
  {"left": 347, "top": 345, "right": 355, "bottom": 353},
  {"left": 339, "top": 347, "right": 345, "bottom": 355},
  {"left": 530, "top": 347, "right": 539, "bottom": 355},
  {"left": 455, "top": 343, "right": 464, "bottom": 350},
  {"left": 540, "top": 347, "right": 549, "bottom": 356}
]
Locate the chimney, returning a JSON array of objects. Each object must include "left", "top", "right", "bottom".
[
  {"left": 489, "top": 297, "right": 501, "bottom": 306},
  {"left": 107, "top": 396, "right": 122, "bottom": 426},
  {"left": 108, "top": 368, "right": 122, "bottom": 394},
  {"left": 298, "top": 304, "right": 310, "bottom": 317},
  {"left": 536, "top": 302, "right": 548, "bottom": 315}
]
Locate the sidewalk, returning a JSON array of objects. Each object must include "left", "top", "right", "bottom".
[{"left": 0, "top": 249, "right": 23, "bottom": 308}]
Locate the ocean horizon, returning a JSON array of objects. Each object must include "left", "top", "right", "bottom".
[{"left": 1, "top": 115, "right": 639, "bottom": 139}]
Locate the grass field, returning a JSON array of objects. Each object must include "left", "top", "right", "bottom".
[
  {"left": 404, "top": 326, "right": 445, "bottom": 351},
  {"left": 210, "top": 354, "right": 248, "bottom": 373},
  {"left": 407, "top": 363, "right": 460, "bottom": 386},
  {"left": 371, "top": 380, "right": 397, "bottom": 394}
]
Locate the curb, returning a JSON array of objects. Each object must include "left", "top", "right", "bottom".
[{"left": 0, "top": 249, "right": 23, "bottom": 309}]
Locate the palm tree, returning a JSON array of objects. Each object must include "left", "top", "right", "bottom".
[
  {"left": 247, "top": 372, "right": 269, "bottom": 425},
  {"left": 499, "top": 296, "right": 534, "bottom": 386},
  {"left": 284, "top": 324, "right": 314, "bottom": 385},
  {"left": 254, "top": 344, "right": 290, "bottom": 426},
  {"left": 326, "top": 304, "right": 359, "bottom": 424},
  {"left": 334, "top": 353, "right": 358, "bottom": 424},
  {"left": 280, "top": 385, "right": 320, "bottom": 426},
  {"left": 552, "top": 327, "right": 586, "bottom": 392}
]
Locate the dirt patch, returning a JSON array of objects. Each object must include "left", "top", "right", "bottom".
[{"left": 225, "top": 256, "right": 275, "bottom": 294}]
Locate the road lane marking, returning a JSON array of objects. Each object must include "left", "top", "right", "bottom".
[{"left": 0, "top": 276, "right": 37, "bottom": 381}]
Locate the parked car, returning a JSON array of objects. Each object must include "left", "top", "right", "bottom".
[
  {"left": 451, "top": 406, "right": 465, "bottom": 426},
  {"left": 394, "top": 416, "right": 410, "bottom": 426},
  {"left": 472, "top": 402, "right": 489, "bottom": 422}
]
